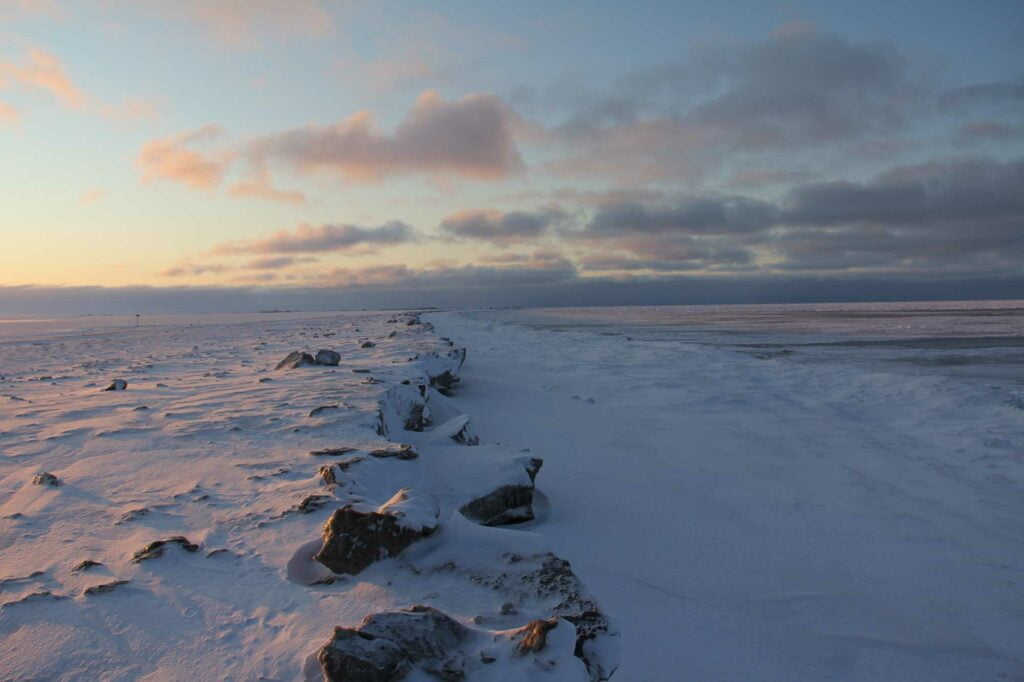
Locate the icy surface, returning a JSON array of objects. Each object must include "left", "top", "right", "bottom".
[{"left": 426, "top": 308, "right": 1024, "bottom": 681}]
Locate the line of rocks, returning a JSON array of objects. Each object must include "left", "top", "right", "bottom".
[{"left": 297, "top": 312, "right": 619, "bottom": 681}]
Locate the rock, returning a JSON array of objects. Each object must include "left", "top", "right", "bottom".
[
  {"left": 514, "top": 617, "right": 560, "bottom": 654},
  {"left": 287, "top": 494, "right": 332, "bottom": 515},
  {"left": 72, "top": 560, "right": 103, "bottom": 572},
  {"left": 377, "top": 384, "right": 430, "bottom": 436},
  {"left": 104, "top": 379, "right": 128, "bottom": 391},
  {"left": 318, "top": 605, "right": 468, "bottom": 682},
  {"left": 32, "top": 472, "right": 60, "bottom": 486},
  {"left": 387, "top": 330, "right": 397, "bottom": 338},
  {"left": 314, "top": 489, "right": 438, "bottom": 575},
  {"left": 457, "top": 551, "right": 619, "bottom": 681},
  {"left": 310, "top": 446, "right": 358, "bottom": 457},
  {"left": 418, "top": 348, "right": 467, "bottom": 393},
  {"left": 315, "top": 349, "right": 341, "bottom": 366},
  {"left": 275, "top": 351, "right": 316, "bottom": 370},
  {"left": 318, "top": 465, "right": 340, "bottom": 486},
  {"left": 309, "top": 404, "right": 340, "bottom": 417},
  {"left": 83, "top": 580, "right": 130, "bottom": 596},
  {"left": 130, "top": 536, "right": 199, "bottom": 563},
  {"left": 367, "top": 445, "right": 418, "bottom": 460},
  {"left": 459, "top": 458, "right": 543, "bottom": 526},
  {"left": 360, "top": 341, "right": 376, "bottom": 349}
]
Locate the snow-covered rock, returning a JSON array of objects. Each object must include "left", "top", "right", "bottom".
[
  {"left": 274, "top": 350, "right": 315, "bottom": 370},
  {"left": 418, "top": 347, "right": 467, "bottom": 393},
  {"left": 313, "top": 488, "right": 439, "bottom": 575},
  {"left": 315, "top": 349, "right": 341, "bottom": 366},
  {"left": 460, "top": 457, "right": 543, "bottom": 526},
  {"left": 377, "top": 384, "right": 430, "bottom": 436}
]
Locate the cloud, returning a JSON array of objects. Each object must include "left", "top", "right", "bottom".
[
  {"left": 80, "top": 188, "right": 104, "bottom": 204},
  {"left": 212, "top": 221, "right": 417, "bottom": 255},
  {"left": 0, "top": 47, "right": 85, "bottom": 108},
  {"left": 227, "top": 179, "right": 306, "bottom": 204},
  {"left": 439, "top": 207, "right": 567, "bottom": 244},
  {"left": 586, "top": 196, "right": 777, "bottom": 236},
  {"left": 0, "top": 100, "right": 17, "bottom": 125},
  {"left": 158, "top": 263, "right": 231, "bottom": 278},
  {"left": 244, "top": 256, "right": 318, "bottom": 270},
  {"left": 245, "top": 91, "right": 523, "bottom": 183},
  {"left": 138, "top": 125, "right": 231, "bottom": 189},
  {"left": 4, "top": 273, "right": 1023, "bottom": 317},
  {"left": 566, "top": 156, "right": 1024, "bottom": 275},
  {"left": 519, "top": 26, "right": 950, "bottom": 182}
]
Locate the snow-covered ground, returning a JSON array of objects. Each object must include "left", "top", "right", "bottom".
[
  {"left": 426, "top": 309, "right": 1024, "bottom": 681},
  {"left": 2, "top": 306, "right": 1022, "bottom": 680},
  {"left": 0, "top": 311, "right": 616, "bottom": 681}
]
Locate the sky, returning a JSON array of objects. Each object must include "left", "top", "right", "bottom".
[{"left": 1, "top": 0, "right": 1023, "bottom": 313}]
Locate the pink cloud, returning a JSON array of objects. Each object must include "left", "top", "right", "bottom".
[
  {"left": 0, "top": 47, "right": 85, "bottom": 108},
  {"left": 0, "top": 100, "right": 17, "bottom": 125},
  {"left": 227, "top": 178, "right": 306, "bottom": 205},
  {"left": 138, "top": 124, "right": 231, "bottom": 189}
]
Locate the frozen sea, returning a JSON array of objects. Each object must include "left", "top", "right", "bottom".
[{"left": 426, "top": 300, "right": 1024, "bottom": 680}]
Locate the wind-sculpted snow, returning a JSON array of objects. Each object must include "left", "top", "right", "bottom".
[{"left": 0, "top": 309, "right": 618, "bottom": 681}]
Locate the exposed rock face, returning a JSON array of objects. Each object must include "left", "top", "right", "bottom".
[
  {"left": 460, "top": 458, "right": 543, "bottom": 526},
  {"left": 130, "top": 536, "right": 199, "bottom": 563},
  {"left": 377, "top": 384, "right": 430, "bottom": 436},
  {"left": 275, "top": 351, "right": 316, "bottom": 370},
  {"left": 418, "top": 348, "right": 467, "bottom": 394},
  {"left": 315, "top": 349, "right": 341, "bottom": 366},
  {"left": 318, "top": 605, "right": 468, "bottom": 682},
  {"left": 314, "top": 489, "right": 438, "bottom": 575},
  {"left": 32, "top": 472, "right": 60, "bottom": 486},
  {"left": 104, "top": 379, "right": 127, "bottom": 391},
  {"left": 514, "top": 617, "right": 559, "bottom": 654}
]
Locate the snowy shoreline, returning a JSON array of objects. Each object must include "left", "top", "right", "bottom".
[{"left": 0, "top": 310, "right": 618, "bottom": 680}]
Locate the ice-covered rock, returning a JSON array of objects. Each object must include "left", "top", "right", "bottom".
[
  {"left": 377, "top": 384, "right": 430, "bottom": 436},
  {"left": 459, "top": 457, "right": 543, "bottom": 526},
  {"left": 313, "top": 488, "right": 439, "bottom": 575},
  {"left": 104, "top": 379, "right": 127, "bottom": 391},
  {"left": 275, "top": 351, "right": 315, "bottom": 370},
  {"left": 315, "top": 349, "right": 341, "bottom": 366}
]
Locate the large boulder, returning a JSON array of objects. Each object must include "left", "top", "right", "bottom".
[
  {"left": 318, "top": 605, "right": 468, "bottom": 682},
  {"left": 315, "top": 349, "right": 341, "bottom": 366},
  {"left": 275, "top": 351, "right": 315, "bottom": 370},
  {"left": 377, "top": 384, "right": 429, "bottom": 436},
  {"left": 459, "top": 457, "right": 543, "bottom": 526},
  {"left": 314, "top": 489, "right": 438, "bottom": 575}
]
